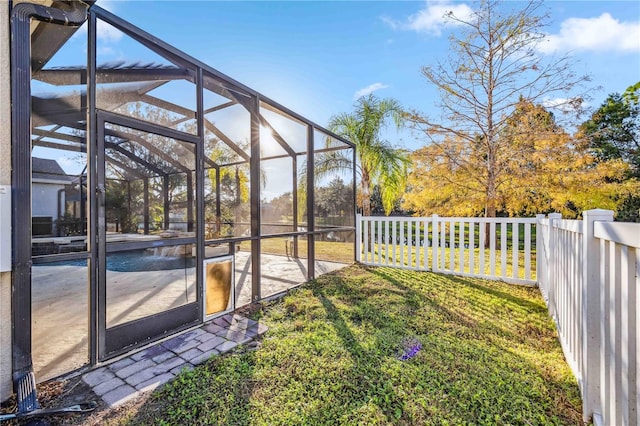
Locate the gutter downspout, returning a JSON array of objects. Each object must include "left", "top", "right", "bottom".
[{"left": 11, "top": 1, "right": 89, "bottom": 412}]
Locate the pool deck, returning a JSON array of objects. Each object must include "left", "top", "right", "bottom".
[
  {"left": 233, "top": 251, "right": 347, "bottom": 305},
  {"left": 31, "top": 252, "right": 347, "bottom": 383}
]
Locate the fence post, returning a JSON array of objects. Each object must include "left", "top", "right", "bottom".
[
  {"left": 356, "top": 214, "right": 362, "bottom": 263},
  {"left": 581, "top": 209, "right": 614, "bottom": 423},
  {"left": 432, "top": 214, "right": 439, "bottom": 272},
  {"left": 535, "top": 214, "right": 545, "bottom": 293},
  {"left": 547, "top": 213, "right": 562, "bottom": 322}
]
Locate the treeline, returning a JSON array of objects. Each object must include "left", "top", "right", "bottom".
[{"left": 403, "top": 88, "right": 640, "bottom": 221}]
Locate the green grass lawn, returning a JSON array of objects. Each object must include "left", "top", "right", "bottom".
[
  {"left": 118, "top": 265, "right": 581, "bottom": 425},
  {"left": 365, "top": 245, "right": 537, "bottom": 281},
  {"left": 242, "top": 237, "right": 355, "bottom": 264}
]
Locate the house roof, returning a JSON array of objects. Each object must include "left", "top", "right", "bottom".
[{"left": 32, "top": 157, "right": 75, "bottom": 183}]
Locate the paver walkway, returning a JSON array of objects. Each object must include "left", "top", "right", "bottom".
[{"left": 82, "top": 313, "right": 267, "bottom": 407}]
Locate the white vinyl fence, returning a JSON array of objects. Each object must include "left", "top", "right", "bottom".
[
  {"left": 537, "top": 210, "right": 640, "bottom": 425},
  {"left": 356, "top": 214, "right": 537, "bottom": 285},
  {"left": 357, "top": 210, "right": 640, "bottom": 425}
]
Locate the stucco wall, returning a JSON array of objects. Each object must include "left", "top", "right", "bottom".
[{"left": 0, "top": 0, "right": 13, "bottom": 402}]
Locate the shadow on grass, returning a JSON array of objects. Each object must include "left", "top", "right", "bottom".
[
  {"left": 311, "top": 286, "right": 406, "bottom": 423},
  {"left": 361, "top": 266, "right": 582, "bottom": 423},
  {"left": 371, "top": 266, "right": 553, "bottom": 339},
  {"left": 367, "top": 266, "right": 480, "bottom": 331},
  {"left": 119, "top": 265, "right": 582, "bottom": 425},
  {"left": 445, "top": 273, "right": 547, "bottom": 314}
]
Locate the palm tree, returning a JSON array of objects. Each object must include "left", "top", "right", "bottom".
[{"left": 327, "top": 94, "right": 409, "bottom": 216}]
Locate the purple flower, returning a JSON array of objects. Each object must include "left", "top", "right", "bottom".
[{"left": 397, "top": 337, "right": 422, "bottom": 361}]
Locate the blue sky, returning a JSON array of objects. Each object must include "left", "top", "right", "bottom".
[{"left": 80, "top": 1, "right": 640, "bottom": 151}]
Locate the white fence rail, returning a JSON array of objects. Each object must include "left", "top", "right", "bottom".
[
  {"left": 357, "top": 211, "right": 640, "bottom": 425},
  {"left": 356, "top": 214, "right": 537, "bottom": 285}
]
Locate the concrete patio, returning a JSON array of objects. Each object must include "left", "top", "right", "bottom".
[{"left": 31, "top": 251, "right": 347, "bottom": 383}]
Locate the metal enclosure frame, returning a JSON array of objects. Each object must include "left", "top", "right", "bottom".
[
  {"left": 96, "top": 111, "right": 202, "bottom": 360},
  {"left": 10, "top": 0, "right": 356, "bottom": 387}
]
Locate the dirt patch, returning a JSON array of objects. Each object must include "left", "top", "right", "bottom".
[{"left": 0, "top": 376, "right": 115, "bottom": 425}]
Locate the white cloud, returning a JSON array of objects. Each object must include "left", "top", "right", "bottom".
[
  {"left": 70, "top": 0, "right": 124, "bottom": 42},
  {"left": 354, "top": 82, "right": 389, "bottom": 100},
  {"left": 97, "top": 19, "right": 123, "bottom": 43},
  {"left": 97, "top": 0, "right": 120, "bottom": 13},
  {"left": 382, "top": 1, "right": 473, "bottom": 36},
  {"left": 542, "top": 97, "right": 579, "bottom": 115},
  {"left": 70, "top": 15, "right": 123, "bottom": 43},
  {"left": 97, "top": 46, "right": 116, "bottom": 57},
  {"left": 380, "top": 15, "right": 399, "bottom": 31},
  {"left": 539, "top": 13, "right": 640, "bottom": 54},
  {"left": 542, "top": 97, "right": 568, "bottom": 108},
  {"left": 542, "top": 97, "right": 588, "bottom": 113}
]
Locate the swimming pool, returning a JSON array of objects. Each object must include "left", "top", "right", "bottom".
[{"left": 44, "top": 249, "right": 196, "bottom": 272}]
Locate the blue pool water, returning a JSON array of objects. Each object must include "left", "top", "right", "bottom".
[{"left": 52, "top": 249, "right": 196, "bottom": 272}]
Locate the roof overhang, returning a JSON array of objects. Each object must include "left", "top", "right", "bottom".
[{"left": 14, "top": 0, "right": 95, "bottom": 71}]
